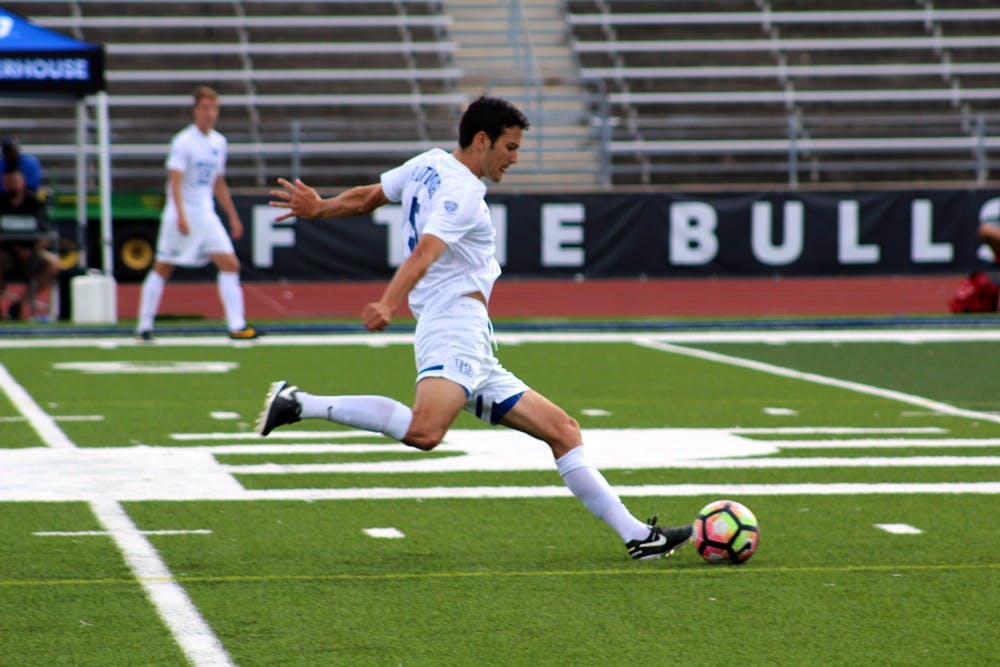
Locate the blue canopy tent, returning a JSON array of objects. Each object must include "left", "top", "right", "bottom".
[{"left": 0, "top": 7, "right": 113, "bottom": 279}]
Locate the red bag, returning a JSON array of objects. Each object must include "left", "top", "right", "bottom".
[{"left": 948, "top": 271, "right": 999, "bottom": 312}]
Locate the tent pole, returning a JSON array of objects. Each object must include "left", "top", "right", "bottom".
[
  {"left": 96, "top": 90, "right": 113, "bottom": 279},
  {"left": 76, "top": 98, "right": 88, "bottom": 268}
]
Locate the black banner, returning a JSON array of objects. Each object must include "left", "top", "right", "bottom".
[{"left": 231, "top": 189, "right": 997, "bottom": 281}]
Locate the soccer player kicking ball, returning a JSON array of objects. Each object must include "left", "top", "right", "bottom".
[{"left": 256, "top": 96, "right": 691, "bottom": 559}]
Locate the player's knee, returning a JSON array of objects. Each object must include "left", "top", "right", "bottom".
[
  {"left": 403, "top": 425, "right": 446, "bottom": 451},
  {"left": 216, "top": 255, "right": 241, "bottom": 272},
  {"left": 153, "top": 262, "right": 174, "bottom": 279},
  {"left": 547, "top": 413, "right": 582, "bottom": 456}
]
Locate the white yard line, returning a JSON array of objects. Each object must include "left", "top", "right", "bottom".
[
  {"left": 224, "top": 455, "right": 1000, "bottom": 475},
  {"left": 731, "top": 427, "right": 943, "bottom": 434},
  {"left": 0, "top": 364, "right": 76, "bottom": 449},
  {"left": 171, "top": 429, "right": 376, "bottom": 441},
  {"left": 0, "top": 363, "right": 231, "bottom": 667},
  {"left": 237, "top": 482, "right": 1000, "bottom": 501},
  {"left": 636, "top": 339, "right": 1000, "bottom": 426},
  {"left": 90, "top": 499, "right": 234, "bottom": 667},
  {"left": 739, "top": 438, "right": 1000, "bottom": 448},
  {"left": 0, "top": 415, "right": 104, "bottom": 422},
  {"left": 2, "top": 327, "right": 1000, "bottom": 350}
]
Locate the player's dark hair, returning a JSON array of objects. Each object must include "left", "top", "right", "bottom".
[{"left": 458, "top": 96, "right": 529, "bottom": 148}]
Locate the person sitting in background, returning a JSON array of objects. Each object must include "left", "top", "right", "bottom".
[
  {"left": 0, "top": 169, "right": 59, "bottom": 320},
  {"left": 0, "top": 138, "right": 43, "bottom": 193}
]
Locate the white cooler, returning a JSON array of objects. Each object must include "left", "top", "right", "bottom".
[{"left": 71, "top": 272, "right": 118, "bottom": 324}]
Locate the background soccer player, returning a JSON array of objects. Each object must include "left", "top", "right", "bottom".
[{"left": 135, "top": 86, "right": 257, "bottom": 341}]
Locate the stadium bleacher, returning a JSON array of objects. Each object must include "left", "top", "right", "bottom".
[
  {"left": 1, "top": 0, "right": 463, "bottom": 191},
  {"left": 567, "top": 0, "right": 1000, "bottom": 185},
  {"left": 1, "top": 0, "right": 998, "bottom": 190}
]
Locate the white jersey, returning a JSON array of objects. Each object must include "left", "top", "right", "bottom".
[
  {"left": 380, "top": 148, "right": 501, "bottom": 319},
  {"left": 164, "top": 124, "right": 227, "bottom": 218}
]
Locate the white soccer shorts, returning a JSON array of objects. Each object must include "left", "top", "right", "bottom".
[
  {"left": 155, "top": 209, "right": 235, "bottom": 267},
  {"left": 413, "top": 295, "right": 528, "bottom": 425}
]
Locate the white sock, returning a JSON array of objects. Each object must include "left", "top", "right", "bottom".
[
  {"left": 136, "top": 271, "right": 165, "bottom": 333},
  {"left": 556, "top": 446, "right": 650, "bottom": 543},
  {"left": 217, "top": 271, "right": 246, "bottom": 331},
  {"left": 298, "top": 392, "right": 413, "bottom": 441}
]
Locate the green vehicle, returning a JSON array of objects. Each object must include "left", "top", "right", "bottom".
[{"left": 48, "top": 191, "right": 164, "bottom": 282}]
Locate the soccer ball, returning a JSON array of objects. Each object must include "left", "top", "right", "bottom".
[{"left": 692, "top": 499, "right": 760, "bottom": 564}]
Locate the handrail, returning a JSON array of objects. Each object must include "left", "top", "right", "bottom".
[
  {"left": 106, "top": 68, "right": 463, "bottom": 81},
  {"left": 606, "top": 88, "right": 1000, "bottom": 105},
  {"left": 566, "top": 8, "right": 1000, "bottom": 25},
  {"left": 35, "top": 15, "right": 452, "bottom": 28},
  {"left": 580, "top": 62, "right": 1000, "bottom": 80},
  {"left": 8, "top": 109, "right": 996, "bottom": 188},
  {"left": 573, "top": 35, "right": 1000, "bottom": 52},
  {"left": 107, "top": 42, "right": 455, "bottom": 55}
]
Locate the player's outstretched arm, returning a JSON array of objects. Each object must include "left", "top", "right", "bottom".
[
  {"left": 361, "top": 234, "right": 447, "bottom": 331},
  {"left": 269, "top": 178, "right": 389, "bottom": 221}
]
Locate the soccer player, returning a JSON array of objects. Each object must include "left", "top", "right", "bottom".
[
  {"left": 257, "top": 96, "right": 691, "bottom": 559},
  {"left": 135, "top": 86, "right": 257, "bottom": 341}
]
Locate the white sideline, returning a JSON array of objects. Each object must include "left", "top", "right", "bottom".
[
  {"left": 0, "top": 363, "right": 232, "bottom": 667},
  {"left": 0, "top": 364, "right": 75, "bottom": 449},
  {"left": 90, "top": 499, "right": 234, "bottom": 667},
  {"left": 2, "top": 327, "right": 1000, "bottom": 349},
  {"left": 636, "top": 339, "right": 1000, "bottom": 426}
]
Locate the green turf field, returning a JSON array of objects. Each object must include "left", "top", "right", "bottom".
[{"left": 1, "top": 329, "right": 998, "bottom": 665}]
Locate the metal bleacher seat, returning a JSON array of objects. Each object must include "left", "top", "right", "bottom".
[
  {"left": 566, "top": 0, "right": 1000, "bottom": 186},
  {"left": 1, "top": 0, "right": 464, "bottom": 190}
]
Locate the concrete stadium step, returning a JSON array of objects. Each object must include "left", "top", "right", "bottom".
[{"left": 447, "top": 0, "right": 602, "bottom": 186}]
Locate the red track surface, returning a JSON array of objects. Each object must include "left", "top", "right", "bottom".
[{"left": 115, "top": 275, "right": 961, "bottom": 320}]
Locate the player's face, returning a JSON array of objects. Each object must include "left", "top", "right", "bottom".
[
  {"left": 192, "top": 97, "right": 220, "bottom": 132},
  {"left": 481, "top": 126, "right": 522, "bottom": 183}
]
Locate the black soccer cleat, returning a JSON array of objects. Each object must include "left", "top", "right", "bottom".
[
  {"left": 626, "top": 515, "right": 693, "bottom": 560},
  {"left": 135, "top": 330, "right": 154, "bottom": 343},
  {"left": 255, "top": 380, "right": 302, "bottom": 436}
]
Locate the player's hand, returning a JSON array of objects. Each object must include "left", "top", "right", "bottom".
[
  {"left": 229, "top": 217, "right": 244, "bottom": 240},
  {"left": 269, "top": 178, "right": 321, "bottom": 221},
  {"left": 361, "top": 301, "right": 393, "bottom": 331},
  {"left": 178, "top": 215, "right": 190, "bottom": 236}
]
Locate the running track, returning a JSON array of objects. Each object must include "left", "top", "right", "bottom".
[{"left": 115, "top": 275, "right": 963, "bottom": 320}]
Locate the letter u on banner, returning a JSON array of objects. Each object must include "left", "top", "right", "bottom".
[{"left": 751, "top": 201, "right": 803, "bottom": 265}]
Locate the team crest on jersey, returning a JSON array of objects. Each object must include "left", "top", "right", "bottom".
[
  {"left": 454, "top": 358, "right": 474, "bottom": 378},
  {"left": 444, "top": 200, "right": 458, "bottom": 214}
]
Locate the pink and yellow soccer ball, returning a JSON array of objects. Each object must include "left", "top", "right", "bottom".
[{"left": 692, "top": 500, "right": 760, "bottom": 564}]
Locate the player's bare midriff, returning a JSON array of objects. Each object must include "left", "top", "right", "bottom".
[{"left": 463, "top": 291, "right": 487, "bottom": 306}]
